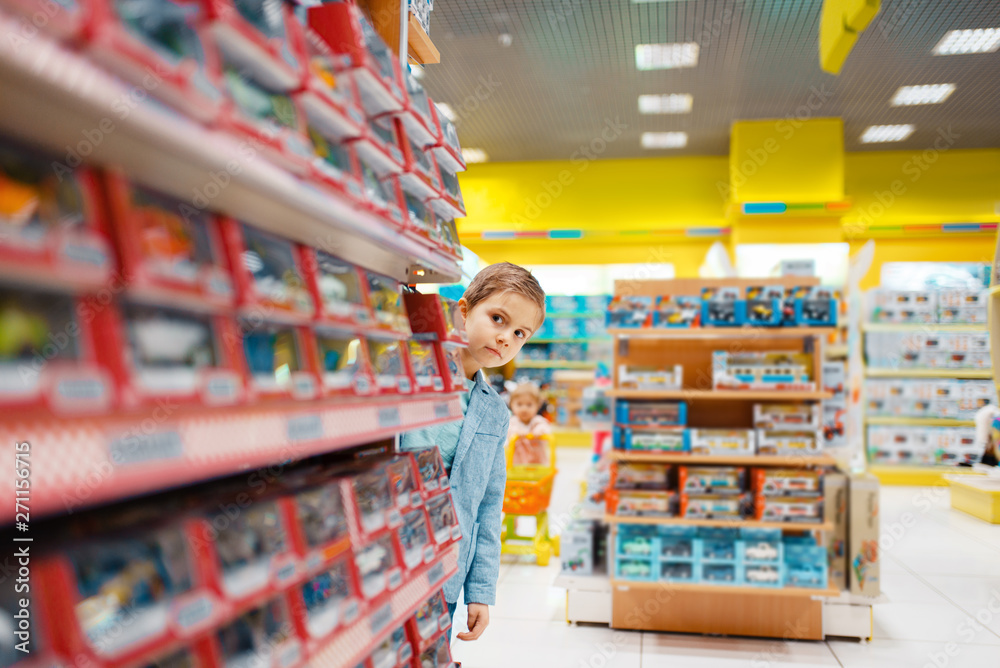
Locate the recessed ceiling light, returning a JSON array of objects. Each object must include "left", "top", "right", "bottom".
[
  {"left": 638, "top": 93, "right": 693, "bottom": 114},
  {"left": 635, "top": 43, "right": 699, "bottom": 70},
  {"left": 641, "top": 132, "right": 688, "bottom": 149},
  {"left": 461, "top": 148, "right": 489, "bottom": 163},
  {"left": 932, "top": 28, "right": 1000, "bottom": 55},
  {"left": 860, "top": 124, "right": 915, "bottom": 143},
  {"left": 436, "top": 103, "right": 456, "bottom": 121},
  {"left": 891, "top": 84, "right": 956, "bottom": 106}
]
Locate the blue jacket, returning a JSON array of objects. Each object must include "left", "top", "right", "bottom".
[{"left": 443, "top": 370, "right": 509, "bottom": 605}]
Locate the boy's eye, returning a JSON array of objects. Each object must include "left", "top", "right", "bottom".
[
  {"left": 492, "top": 314, "right": 503, "bottom": 324},
  {"left": 515, "top": 330, "right": 524, "bottom": 339}
]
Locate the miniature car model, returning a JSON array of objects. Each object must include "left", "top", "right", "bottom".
[
  {"left": 745, "top": 542, "right": 779, "bottom": 561},
  {"left": 746, "top": 567, "right": 780, "bottom": 583}
]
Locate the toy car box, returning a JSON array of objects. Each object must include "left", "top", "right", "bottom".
[
  {"left": 701, "top": 287, "right": 745, "bottom": 327},
  {"left": 366, "top": 335, "right": 414, "bottom": 395},
  {"left": 679, "top": 466, "right": 745, "bottom": 495},
  {"left": 616, "top": 400, "right": 687, "bottom": 426},
  {"left": 0, "top": 283, "right": 114, "bottom": 415},
  {"left": 784, "top": 544, "right": 829, "bottom": 589},
  {"left": 313, "top": 326, "right": 375, "bottom": 396},
  {"left": 753, "top": 403, "right": 822, "bottom": 430},
  {"left": 407, "top": 339, "right": 445, "bottom": 393},
  {"left": 743, "top": 562, "right": 784, "bottom": 588},
  {"left": 618, "top": 364, "right": 683, "bottom": 390},
  {"left": 240, "top": 321, "right": 319, "bottom": 401},
  {"left": 606, "top": 295, "right": 652, "bottom": 328},
  {"left": 365, "top": 271, "right": 411, "bottom": 335},
  {"left": 612, "top": 462, "right": 670, "bottom": 490},
  {"left": 653, "top": 295, "right": 701, "bottom": 328},
  {"left": 687, "top": 429, "right": 754, "bottom": 456},
  {"left": 795, "top": 286, "right": 838, "bottom": 326},
  {"left": 751, "top": 468, "right": 822, "bottom": 496},
  {"left": 712, "top": 351, "right": 816, "bottom": 391},
  {"left": 616, "top": 427, "right": 688, "bottom": 452},
  {"left": 608, "top": 490, "right": 676, "bottom": 517},
  {"left": 682, "top": 493, "right": 745, "bottom": 520},
  {"left": 0, "top": 138, "right": 113, "bottom": 291},
  {"left": 755, "top": 495, "right": 823, "bottom": 523},
  {"left": 740, "top": 527, "right": 783, "bottom": 564},
  {"left": 755, "top": 430, "right": 822, "bottom": 457},
  {"left": 104, "top": 174, "right": 234, "bottom": 310},
  {"left": 87, "top": 0, "right": 224, "bottom": 122},
  {"left": 297, "top": 555, "right": 363, "bottom": 640},
  {"left": 745, "top": 286, "right": 784, "bottom": 326}
]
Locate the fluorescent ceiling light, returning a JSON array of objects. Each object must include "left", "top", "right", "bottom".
[
  {"left": 860, "top": 124, "right": 915, "bottom": 143},
  {"left": 641, "top": 132, "right": 688, "bottom": 149},
  {"left": 435, "top": 103, "right": 456, "bottom": 121},
  {"left": 461, "top": 148, "right": 489, "bottom": 163},
  {"left": 932, "top": 28, "right": 1000, "bottom": 55},
  {"left": 638, "top": 93, "right": 693, "bottom": 114},
  {"left": 891, "top": 84, "right": 956, "bottom": 106},
  {"left": 635, "top": 43, "right": 699, "bottom": 70}
]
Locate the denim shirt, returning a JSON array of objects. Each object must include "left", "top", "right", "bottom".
[{"left": 439, "top": 371, "right": 509, "bottom": 605}]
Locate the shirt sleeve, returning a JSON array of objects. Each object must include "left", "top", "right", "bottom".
[{"left": 464, "top": 412, "right": 509, "bottom": 606}]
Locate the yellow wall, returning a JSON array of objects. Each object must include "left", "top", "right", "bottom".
[{"left": 458, "top": 148, "right": 1000, "bottom": 285}]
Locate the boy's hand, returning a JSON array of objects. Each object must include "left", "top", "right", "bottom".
[{"left": 458, "top": 603, "right": 489, "bottom": 641}]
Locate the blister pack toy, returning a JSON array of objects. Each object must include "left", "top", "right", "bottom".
[
  {"left": 712, "top": 351, "right": 815, "bottom": 391},
  {"left": 408, "top": 340, "right": 444, "bottom": 393},
  {"left": 606, "top": 296, "right": 652, "bottom": 328},
  {"left": 214, "top": 597, "right": 299, "bottom": 668},
  {"left": 299, "top": 556, "right": 361, "bottom": 639},
  {"left": 371, "top": 625, "right": 411, "bottom": 668},
  {"left": 364, "top": 272, "right": 411, "bottom": 335},
  {"left": 292, "top": 482, "right": 349, "bottom": 557},
  {"left": 308, "top": 124, "right": 368, "bottom": 204},
  {"left": 701, "top": 287, "right": 745, "bottom": 326},
  {"left": 309, "top": 251, "right": 373, "bottom": 327},
  {"left": 653, "top": 295, "right": 701, "bottom": 328},
  {"left": 204, "top": 0, "right": 304, "bottom": 92},
  {"left": 367, "top": 336, "right": 414, "bottom": 395},
  {"left": 386, "top": 453, "right": 422, "bottom": 510},
  {"left": 404, "top": 292, "right": 467, "bottom": 344},
  {"left": 227, "top": 221, "right": 314, "bottom": 320},
  {"left": 398, "top": 508, "right": 433, "bottom": 569},
  {"left": 241, "top": 322, "right": 318, "bottom": 400},
  {"left": 618, "top": 365, "right": 683, "bottom": 390},
  {"left": 399, "top": 184, "right": 439, "bottom": 246},
  {"left": 425, "top": 492, "right": 460, "bottom": 545},
  {"left": 354, "top": 533, "right": 402, "bottom": 599},
  {"left": 0, "top": 137, "right": 112, "bottom": 290},
  {"left": 350, "top": 466, "right": 396, "bottom": 536},
  {"left": 410, "top": 589, "right": 450, "bottom": 641},
  {"left": 745, "top": 286, "right": 784, "bottom": 326},
  {"left": 435, "top": 216, "right": 463, "bottom": 260},
  {"left": 415, "top": 447, "right": 449, "bottom": 494},
  {"left": 207, "top": 498, "right": 293, "bottom": 601},
  {"left": 315, "top": 327, "right": 373, "bottom": 396}
]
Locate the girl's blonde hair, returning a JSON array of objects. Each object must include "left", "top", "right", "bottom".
[{"left": 509, "top": 382, "right": 542, "bottom": 404}]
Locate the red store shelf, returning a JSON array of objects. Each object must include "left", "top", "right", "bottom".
[{"left": 0, "top": 393, "right": 462, "bottom": 522}]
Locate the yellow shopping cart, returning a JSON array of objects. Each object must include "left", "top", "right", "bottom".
[{"left": 500, "top": 434, "right": 560, "bottom": 565}]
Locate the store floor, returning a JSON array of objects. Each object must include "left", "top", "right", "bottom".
[{"left": 449, "top": 448, "right": 1000, "bottom": 667}]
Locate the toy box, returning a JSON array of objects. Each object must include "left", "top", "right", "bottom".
[
  {"left": 698, "top": 528, "right": 739, "bottom": 562},
  {"left": 307, "top": 123, "right": 369, "bottom": 206},
  {"left": 436, "top": 341, "right": 467, "bottom": 393},
  {"left": 307, "top": 251, "right": 373, "bottom": 328},
  {"left": 398, "top": 179, "right": 440, "bottom": 246},
  {"left": 354, "top": 153, "right": 405, "bottom": 228},
  {"left": 616, "top": 400, "right": 687, "bottom": 426},
  {"left": 206, "top": 497, "right": 296, "bottom": 601},
  {"left": 397, "top": 69, "right": 438, "bottom": 148},
  {"left": 104, "top": 175, "right": 234, "bottom": 309},
  {"left": 756, "top": 495, "right": 823, "bottom": 523},
  {"left": 398, "top": 508, "right": 434, "bottom": 570},
  {"left": 547, "top": 316, "right": 581, "bottom": 339},
  {"left": 618, "top": 364, "right": 683, "bottom": 390},
  {"left": 849, "top": 473, "right": 880, "bottom": 596},
  {"left": 404, "top": 292, "right": 467, "bottom": 344},
  {"left": 751, "top": 468, "right": 822, "bottom": 496},
  {"left": 740, "top": 528, "right": 783, "bottom": 564},
  {"left": 743, "top": 562, "right": 784, "bottom": 588},
  {"left": 682, "top": 494, "right": 745, "bottom": 520},
  {"left": 87, "top": 0, "right": 223, "bottom": 122},
  {"left": 428, "top": 99, "right": 466, "bottom": 174},
  {"left": 701, "top": 287, "right": 745, "bottom": 327},
  {"left": 410, "top": 589, "right": 451, "bottom": 642},
  {"left": 431, "top": 162, "right": 467, "bottom": 221},
  {"left": 352, "top": 114, "right": 406, "bottom": 181},
  {"left": 795, "top": 286, "right": 838, "bottom": 326},
  {"left": 658, "top": 527, "right": 699, "bottom": 560},
  {"left": 712, "top": 351, "right": 815, "bottom": 391},
  {"left": 753, "top": 403, "right": 821, "bottom": 430},
  {"left": 679, "top": 466, "right": 745, "bottom": 495},
  {"left": 609, "top": 490, "right": 676, "bottom": 517},
  {"left": 204, "top": 0, "right": 305, "bottom": 92},
  {"left": 0, "top": 284, "right": 114, "bottom": 415},
  {"left": 425, "top": 490, "right": 461, "bottom": 546},
  {"left": 367, "top": 335, "right": 414, "bottom": 395},
  {"left": 435, "top": 215, "right": 463, "bottom": 260},
  {"left": 225, "top": 220, "right": 315, "bottom": 321},
  {"left": 745, "top": 286, "right": 784, "bottom": 326},
  {"left": 700, "top": 562, "right": 740, "bottom": 584},
  {"left": 314, "top": 326, "right": 375, "bottom": 396},
  {"left": 298, "top": 555, "right": 362, "bottom": 639},
  {"left": 560, "top": 522, "right": 595, "bottom": 575},
  {"left": 218, "top": 54, "right": 314, "bottom": 175},
  {"left": 417, "top": 632, "right": 453, "bottom": 668},
  {"left": 346, "top": 464, "right": 398, "bottom": 538},
  {"left": 214, "top": 597, "right": 302, "bottom": 668},
  {"left": 355, "top": 531, "right": 403, "bottom": 600},
  {"left": 784, "top": 544, "right": 829, "bottom": 589},
  {"left": 397, "top": 133, "right": 442, "bottom": 214},
  {"left": 241, "top": 321, "right": 319, "bottom": 400},
  {"left": 308, "top": 3, "right": 406, "bottom": 115},
  {"left": 414, "top": 447, "right": 449, "bottom": 494},
  {"left": 103, "top": 301, "right": 243, "bottom": 407},
  {"left": 297, "top": 27, "right": 366, "bottom": 141},
  {"left": 616, "top": 525, "right": 657, "bottom": 557},
  {"left": 365, "top": 272, "right": 411, "bottom": 335},
  {"left": 290, "top": 481, "right": 350, "bottom": 562},
  {"left": 408, "top": 340, "right": 445, "bottom": 393},
  {"left": 606, "top": 296, "right": 652, "bottom": 328},
  {"left": 755, "top": 430, "right": 821, "bottom": 457},
  {"left": 613, "top": 462, "right": 670, "bottom": 490},
  {"left": 617, "top": 427, "right": 688, "bottom": 452},
  {"left": 0, "top": 139, "right": 113, "bottom": 290},
  {"left": 871, "top": 289, "right": 937, "bottom": 324},
  {"left": 653, "top": 295, "right": 701, "bottom": 328},
  {"left": 384, "top": 453, "right": 423, "bottom": 512},
  {"left": 823, "top": 472, "right": 848, "bottom": 591},
  {"left": 687, "top": 429, "right": 754, "bottom": 456}
]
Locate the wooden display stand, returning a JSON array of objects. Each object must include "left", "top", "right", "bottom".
[{"left": 608, "top": 277, "right": 841, "bottom": 640}]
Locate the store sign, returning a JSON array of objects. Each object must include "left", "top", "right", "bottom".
[{"left": 781, "top": 259, "right": 816, "bottom": 276}]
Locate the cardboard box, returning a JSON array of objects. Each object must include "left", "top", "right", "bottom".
[
  {"left": 825, "top": 473, "right": 848, "bottom": 591},
  {"left": 848, "top": 474, "right": 880, "bottom": 597}
]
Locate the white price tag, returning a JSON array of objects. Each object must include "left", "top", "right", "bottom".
[
  {"left": 423, "top": 545, "right": 436, "bottom": 563},
  {"left": 450, "top": 525, "right": 463, "bottom": 541},
  {"left": 427, "top": 561, "right": 445, "bottom": 586},
  {"left": 387, "top": 508, "right": 403, "bottom": 528},
  {"left": 388, "top": 568, "right": 403, "bottom": 590},
  {"left": 370, "top": 603, "right": 393, "bottom": 635}
]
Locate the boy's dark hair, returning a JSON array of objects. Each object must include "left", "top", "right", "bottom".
[{"left": 464, "top": 262, "right": 546, "bottom": 326}]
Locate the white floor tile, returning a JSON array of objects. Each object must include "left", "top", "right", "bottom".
[
  {"left": 491, "top": 581, "right": 566, "bottom": 622},
  {"left": 641, "top": 633, "right": 839, "bottom": 666},
  {"left": 872, "top": 601, "right": 1000, "bottom": 644},
  {"left": 922, "top": 574, "right": 1000, "bottom": 608},
  {"left": 829, "top": 638, "right": 1000, "bottom": 668},
  {"left": 879, "top": 564, "right": 949, "bottom": 604}
]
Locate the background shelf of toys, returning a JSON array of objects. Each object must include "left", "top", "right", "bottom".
[
  {"left": 0, "top": 0, "right": 468, "bottom": 665},
  {"left": 573, "top": 277, "right": 878, "bottom": 639},
  {"left": 862, "top": 264, "right": 994, "bottom": 485}
]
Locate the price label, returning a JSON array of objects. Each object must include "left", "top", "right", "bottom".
[
  {"left": 378, "top": 406, "right": 401, "bottom": 428},
  {"left": 275, "top": 561, "right": 297, "bottom": 583},
  {"left": 174, "top": 595, "right": 214, "bottom": 630},
  {"left": 387, "top": 508, "right": 403, "bottom": 528},
  {"left": 450, "top": 525, "right": 463, "bottom": 541},
  {"left": 109, "top": 429, "right": 183, "bottom": 466},
  {"left": 397, "top": 377, "right": 412, "bottom": 394},
  {"left": 427, "top": 561, "right": 445, "bottom": 587},
  {"left": 432, "top": 377, "right": 444, "bottom": 391},
  {"left": 434, "top": 402, "right": 450, "bottom": 419},
  {"left": 423, "top": 545, "right": 436, "bottom": 563},
  {"left": 438, "top": 612, "right": 452, "bottom": 631},
  {"left": 387, "top": 568, "right": 403, "bottom": 590},
  {"left": 411, "top": 492, "right": 423, "bottom": 507},
  {"left": 287, "top": 414, "right": 323, "bottom": 443},
  {"left": 343, "top": 599, "right": 360, "bottom": 625},
  {"left": 370, "top": 603, "right": 393, "bottom": 635}
]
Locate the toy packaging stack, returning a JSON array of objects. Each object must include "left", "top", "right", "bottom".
[
  {"left": 751, "top": 466, "right": 824, "bottom": 524},
  {"left": 687, "top": 429, "right": 755, "bottom": 456},
  {"left": 865, "top": 378, "right": 996, "bottom": 421},
  {"left": 701, "top": 287, "right": 745, "bottom": 326},
  {"left": 618, "top": 364, "right": 684, "bottom": 390},
  {"left": 867, "top": 424, "right": 979, "bottom": 465},
  {"left": 871, "top": 287, "right": 988, "bottom": 324},
  {"left": 653, "top": 295, "right": 701, "bottom": 328},
  {"left": 753, "top": 403, "right": 823, "bottom": 456},
  {"left": 865, "top": 330, "right": 991, "bottom": 370},
  {"left": 821, "top": 361, "right": 848, "bottom": 448},
  {"left": 712, "top": 351, "right": 816, "bottom": 391},
  {"left": 607, "top": 296, "right": 653, "bottom": 328}
]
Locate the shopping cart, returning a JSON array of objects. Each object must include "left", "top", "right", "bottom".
[{"left": 500, "top": 433, "right": 560, "bottom": 566}]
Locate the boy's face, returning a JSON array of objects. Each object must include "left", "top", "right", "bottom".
[
  {"left": 459, "top": 292, "right": 541, "bottom": 370},
  {"left": 511, "top": 396, "right": 539, "bottom": 423}
]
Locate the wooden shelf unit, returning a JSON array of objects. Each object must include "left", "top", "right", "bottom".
[
  {"left": 609, "top": 450, "right": 838, "bottom": 467},
  {"left": 610, "top": 579, "right": 840, "bottom": 599},
  {"left": 608, "top": 326, "right": 836, "bottom": 339},
  {"left": 359, "top": 0, "right": 441, "bottom": 64},
  {"left": 609, "top": 389, "right": 832, "bottom": 401}
]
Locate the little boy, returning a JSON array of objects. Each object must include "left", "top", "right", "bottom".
[
  {"left": 507, "top": 382, "right": 552, "bottom": 465},
  {"left": 400, "top": 262, "right": 545, "bottom": 642}
]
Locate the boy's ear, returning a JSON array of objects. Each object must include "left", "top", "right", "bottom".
[{"left": 458, "top": 297, "right": 469, "bottom": 323}]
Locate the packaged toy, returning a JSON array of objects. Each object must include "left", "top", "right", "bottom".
[
  {"left": 418, "top": 633, "right": 453, "bottom": 668},
  {"left": 613, "top": 463, "right": 670, "bottom": 490},
  {"left": 428, "top": 99, "right": 466, "bottom": 173},
  {"left": 371, "top": 624, "right": 411, "bottom": 668},
  {"left": 615, "top": 400, "right": 687, "bottom": 426},
  {"left": 412, "top": 590, "right": 450, "bottom": 640},
  {"left": 617, "top": 428, "right": 687, "bottom": 452},
  {"left": 700, "top": 563, "right": 739, "bottom": 584},
  {"left": 682, "top": 494, "right": 745, "bottom": 520},
  {"left": 701, "top": 287, "right": 745, "bottom": 326},
  {"left": 297, "top": 27, "right": 366, "bottom": 140},
  {"left": 756, "top": 496, "right": 823, "bottom": 523},
  {"left": 751, "top": 468, "right": 822, "bottom": 496},
  {"left": 204, "top": 0, "right": 304, "bottom": 91},
  {"left": 712, "top": 351, "right": 815, "bottom": 391},
  {"left": 662, "top": 561, "right": 697, "bottom": 583},
  {"left": 355, "top": 533, "right": 402, "bottom": 599},
  {"left": 784, "top": 544, "right": 829, "bottom": 589},
  {"left": 208, "top": 498, "right": 292, "bottom": 600},
  {"left": 687, "top": 429, "right": 755, "bottom": 456},
  {"left": 699, "top": 527, "right": 739, "bottom": 562},
  {"left": 398, "top": 69, "right": 438, "bottom": 148},
  {"left": 308, "top": 125, "right": 368, "bottom": 205},
  {"left": 616, "top": 525, "right": 656, "bottom": 556},
  {"left": 431, "top": 163, "right": 467, "bottom": 221},
  {"left": 350, "top": 466, "right": 396, "bottom": 536},
  {"left": 228, "top": 221, "right": 314, "bottom": 319},
  {"left": 680, "top": 466, "right": 745, "bottom": 495},
  {"left": 653, "top": 295, "right": 701, "bottom": 328},
  {"left": 414, "top": 447, "right": 449, "bottom": 493},
  {"left": 610, "top": 490, "right": 675, "bottom": 517},
  {"left": 293, "top": 482, "right": 349, "bottom": 555},
  {"left": 744, "top": 563, "right": 784, "bottom": 588},
  {"left": 398, "top": 508, "right": 434, "bottom": 569},
  {"left": 436, "top": 215, "right": 463, "bottom": 260},
  {"left": 315, "top": 327, "right": 373, "bottom": 395},
  {"left": 559, "top": 521, "right": 595, "bottom": 575},
  {"left": 426, "top": 492, "right": 460, "bottom": 545},
  {"left": 795, "top": 286, "right": 838, "bottom": 326},
  {"left": 615, "top": 558, "right": 653, "bottom": 581},
  {"left": 407, "top": 340, "right": 444, "bottom": 392},
  {"left": 309, "top": 252, "right": 373, "bottom": 327},
  {"left": 300, "top": 557, "right": 361, "bottom": 638},
  {"left": 365, "top": 272, "right": 411, "bottom": 335},
  {"left": 755, "top": 430, "right": 822, "bottom": 456},
  {"left": 618, "top": 364, "right": 683, "bottom": 390},
  {"left": 753, "top": 403, "right": 821, "bottom": 430},
  {"left": 741, "top": 528, "right": 783, "bottom": 563},
  {"left": 606, "top": 296, "right": 652, "bottom": 328},
  {"left": 404, "top": 292, "right": 467, "bottom": 344},
  {"left": 745, "top": 286, "right": 784, "bottom": 326},
  {"left": 241, "top": 322, "right": 318, "bottom": 400},
  {"left": 386, "top": 453, "right": 423, "bottom": 510},
  {"left": 215, "top": 598, "right": 298, "bottom": 668},
  {"left": 367, "top": 336, "right": 414, "bottom": 394}
]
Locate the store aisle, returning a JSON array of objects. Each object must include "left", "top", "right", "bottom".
[{"left": 450, "top": 448, "right": 1000, "bottom": 667}]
